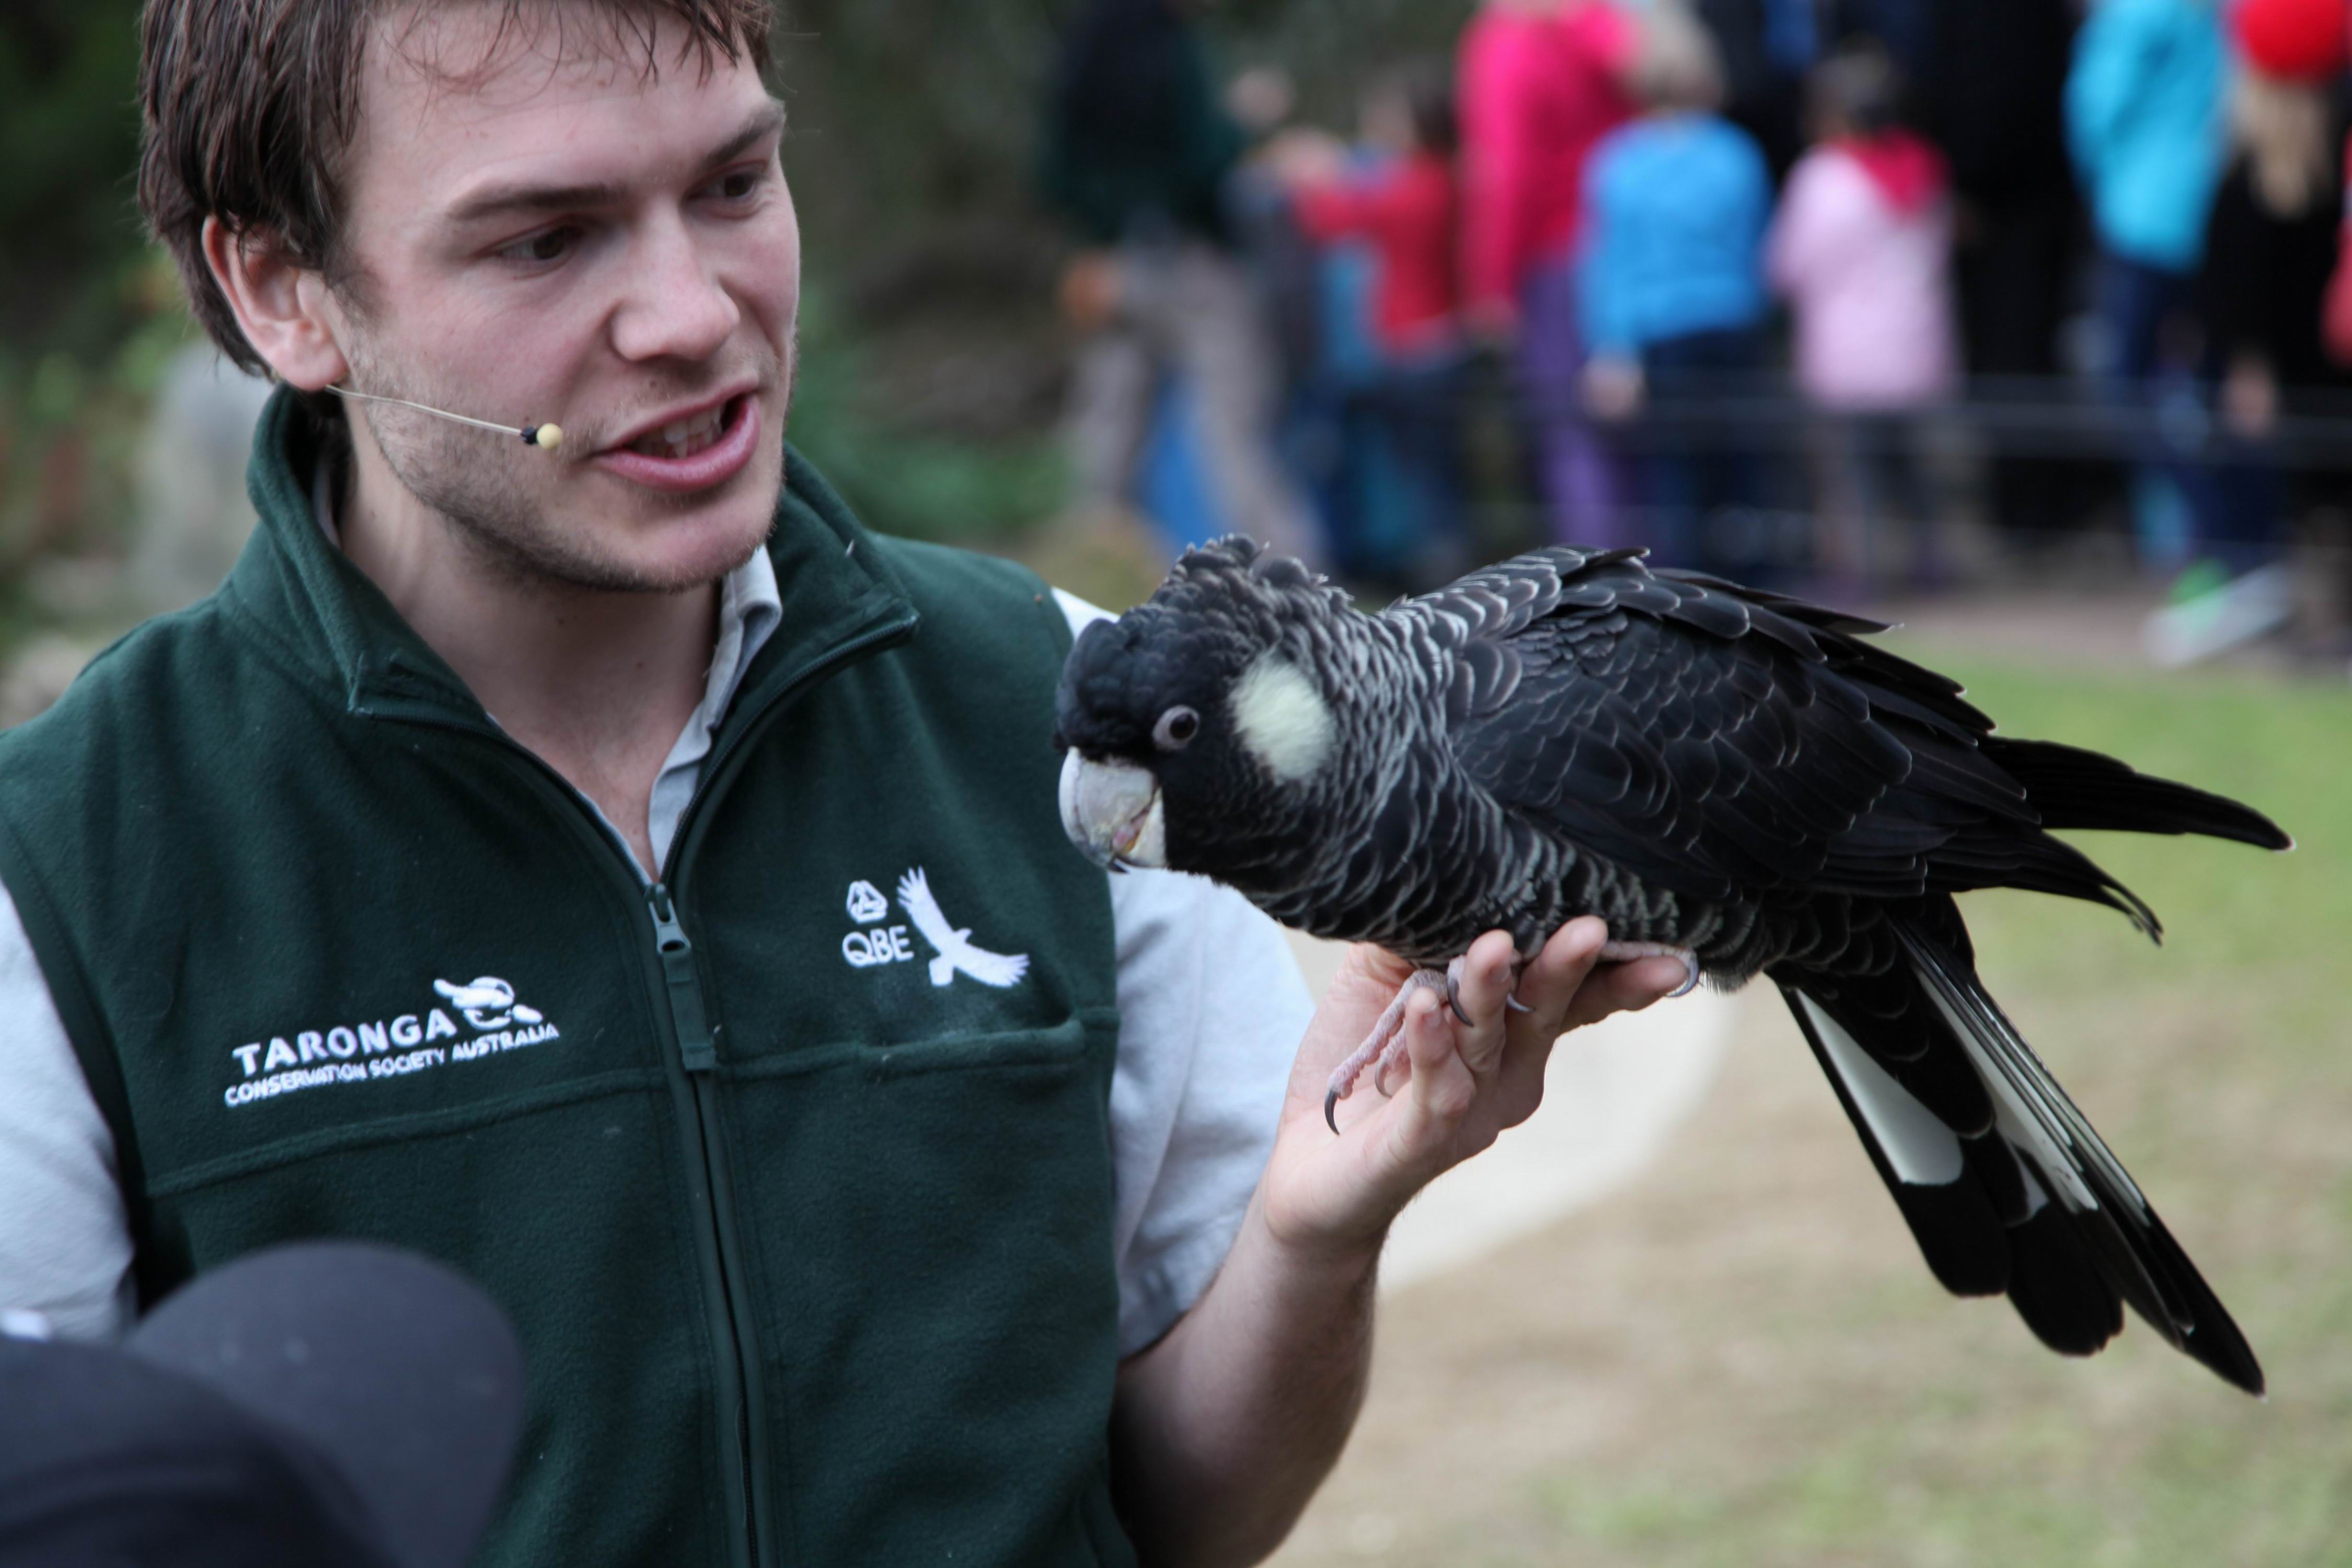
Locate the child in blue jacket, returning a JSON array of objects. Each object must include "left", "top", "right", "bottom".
[{"left": 1577, "top": 4, "right": 1774, "bottom": 571}]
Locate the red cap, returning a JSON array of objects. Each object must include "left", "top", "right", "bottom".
[{"left": 2233, "top": 0, "right": 2349, "bottom": 80}]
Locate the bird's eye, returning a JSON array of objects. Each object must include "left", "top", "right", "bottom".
[{"left": 1154, "top": 706, "right": 1201, "bottom": 751}]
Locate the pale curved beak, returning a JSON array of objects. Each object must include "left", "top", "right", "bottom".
[{"left": 1058, "top": 752, "right": 1167, "bottom": 870}]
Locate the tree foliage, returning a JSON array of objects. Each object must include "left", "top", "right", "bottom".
[{"left": 1, "top": 0, "right": 149, "bottom": 360}]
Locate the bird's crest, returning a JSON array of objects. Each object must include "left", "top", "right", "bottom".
[{"left": 1163, "top": 537, "right": 1355, "bottom": 625}]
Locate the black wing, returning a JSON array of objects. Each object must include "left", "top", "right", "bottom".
[{"left": 1414, "top": 550, "right": 2175, "bottom": 923}]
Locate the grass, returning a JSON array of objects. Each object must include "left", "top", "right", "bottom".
[{"left": 1273, "top": 649, "right": 2352, "bottom": 1568}]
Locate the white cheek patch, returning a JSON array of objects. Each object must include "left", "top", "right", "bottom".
[{"left": 1229, "top": 653, "right": 1336, "bottom": 785}]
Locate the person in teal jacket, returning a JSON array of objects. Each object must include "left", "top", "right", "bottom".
[
  {"left": 2067, "top": 0, "right": 2229, "bottom": 279},
  {"left": 0, "top": 3, "right": 1687, "bottom": 1566},
  {"left": 2067, "top": 0, "right": 2230, "bottom": 569},
  {"left": 2067, "top": 0, "right": 2228, "bottom": 383}
]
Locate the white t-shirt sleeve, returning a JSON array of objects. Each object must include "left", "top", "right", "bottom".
[
  {"left": 1056, "top": 589, "right": 1313, "bottom": 1357},
  {"left": 0, "top": 881, "right": 135, "bottom": 1342}
]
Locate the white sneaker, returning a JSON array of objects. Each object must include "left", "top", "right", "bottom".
[{"left": 2145, "top": 563, "right": 2296, "bottom": 668}]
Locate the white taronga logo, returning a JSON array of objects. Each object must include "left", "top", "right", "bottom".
[
  {"left": 432, "top": 977, "right": 545, "bottom": 1032},
  {"left": 222, "top": 973, "right": 563, "bottom": 1111},
  {"left": 895, "top": 868, "right": 1030, "bottom": 989},
  {"left": 845, "top": 880, "right": 890, "bottom": 925}
]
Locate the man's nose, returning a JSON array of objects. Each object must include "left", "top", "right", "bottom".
[{"left": 610, "top": 212, "right": 741, "bottom": 364}]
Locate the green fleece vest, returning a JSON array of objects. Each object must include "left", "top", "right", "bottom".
[{"left": 0, "top": 392, "right": 1134, "bottom": 1568}]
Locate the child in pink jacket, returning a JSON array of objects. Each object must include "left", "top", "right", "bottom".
[{"left": 1767, "top": 43, "right": 1960, "bottom": 592}]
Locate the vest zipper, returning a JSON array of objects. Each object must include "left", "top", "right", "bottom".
[
  {"left": 644, "top": 879, "right": 769, "bottom": 1564},
  {"left": 648, "top": 884, "right": 717, "bottom": 1071}
]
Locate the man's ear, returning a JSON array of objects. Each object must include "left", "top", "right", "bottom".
[{"left": 200, "top": 216, "right": 351, "bottom": 391}]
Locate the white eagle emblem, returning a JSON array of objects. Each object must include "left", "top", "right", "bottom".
[{"left": 894, "top": 869, "right": 1030, "bottom": 989}]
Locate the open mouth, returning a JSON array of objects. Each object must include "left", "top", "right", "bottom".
[
  {"left": 627, "top": 399, "right": 733, "bottom": 460},
  {"left": 594, "top": 392, "right": 761, "bottom": 493}
]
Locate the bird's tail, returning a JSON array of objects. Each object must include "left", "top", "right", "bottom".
[
  {"left": 1988, "top": 736, "right": 2294, "bottom": 851},
  {"left": 1774, "top": 908, "right": 2263, "bottom": 1394}
]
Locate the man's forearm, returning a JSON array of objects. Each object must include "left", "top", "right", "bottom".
[
  {"left": 1107, "top": 926, "right": 1680, "bottom": 1565},
  {"left": 1110, "top": 1191, "right": 1380, "bottom": 1568}
]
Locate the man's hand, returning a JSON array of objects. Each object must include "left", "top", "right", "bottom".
[
  {"left": 1110, "top": 918, "right": 1685, "bottom": 1566},
  {"left": 1260, "top": 920, "right": 1687, "bottom": 1265}
]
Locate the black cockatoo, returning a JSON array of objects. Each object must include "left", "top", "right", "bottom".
[{"left": 1053, "top": 539, "right": 2289, "bottom": 1394}]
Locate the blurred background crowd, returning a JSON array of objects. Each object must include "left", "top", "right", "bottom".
[{"left": 1033, "top": 0, "right": 2352, "bottom": 672}]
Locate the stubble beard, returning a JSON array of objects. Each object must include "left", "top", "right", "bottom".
[{"left": 341, "top": 330, "right": 793, "bottom": 596}]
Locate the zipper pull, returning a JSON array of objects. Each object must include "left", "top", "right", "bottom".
[{"left": 648, "top": 883, "right": 718, "bottom": 1073}]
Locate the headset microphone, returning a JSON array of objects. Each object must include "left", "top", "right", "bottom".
[{"left": 328, "top": 385, "right": 564, "bottom": 453}]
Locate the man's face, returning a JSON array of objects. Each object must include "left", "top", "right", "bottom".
[{"left": 329, "top": 3, "right": 796, "bottom": 591}]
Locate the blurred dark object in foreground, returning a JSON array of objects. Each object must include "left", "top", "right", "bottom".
[{"left": 0, "top": 1242, "right": 524, "bottom": 1568}]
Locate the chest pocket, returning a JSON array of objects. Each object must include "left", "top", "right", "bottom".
[{"left": 693, "top": 852, "right": 1092, "bottom": 1070}]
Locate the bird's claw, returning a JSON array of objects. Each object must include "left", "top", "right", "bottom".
[
  {"left": 1321, "top": 967, "right": 1452, "bottom": 1134},
  {"left": 1442, "top": 969, "right": 1474, "bottom": 1025},
  {"left": 1323, "top": 954, "right": 1542, "bottom": 1132}
]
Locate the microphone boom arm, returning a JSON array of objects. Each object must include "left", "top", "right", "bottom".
[{"left": 327, "top": 385, "right": 564, "bottom": 452}]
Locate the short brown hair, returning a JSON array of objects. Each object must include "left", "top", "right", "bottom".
[{"left": 137, "top": 0, "right": 776, "bottom": 375}]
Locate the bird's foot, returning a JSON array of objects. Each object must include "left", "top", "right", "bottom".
[
  {"left": 1323, "top": 963, "right": 1465, "bottom": 1133},
  {"left": 1599, "top": 941, "right": 1702, "bottom": 998}
]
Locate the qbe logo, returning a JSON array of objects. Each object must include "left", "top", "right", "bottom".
[{"left": 838, "top": 869, "right": 1029, "bottom": 989}]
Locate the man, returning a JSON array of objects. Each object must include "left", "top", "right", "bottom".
[
  {"left": 1041, "top": 0, "right": 1325, "bottom": 566},
  {"left": 0, "top": 2, "right": 1685, "bottom": 1563}
]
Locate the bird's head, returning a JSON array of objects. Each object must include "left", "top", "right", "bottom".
[{"left": 1054, "top": 538, "right": 1353, "bottom": 885}]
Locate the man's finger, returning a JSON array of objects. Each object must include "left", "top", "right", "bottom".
[
  {"left": 1508, "top": 916, "right": 1609, "bottom": 1032},
  {"left": 1449, "top": 930, "right": 1519, "bottom": 1077},
  {"left": 1487, "top": 1011, "right": 1565, "bottom": 1128},
  {"left": 1561, "top": 954, "right": 1688, "bottom": 1030},
  {"left": 1395, "top": 987, "right": 1477, "bottom": 1147}
]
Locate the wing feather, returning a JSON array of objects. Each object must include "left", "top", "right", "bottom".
[{"left": 1406, "top": 553, "right": 2124, "bottom": 913}]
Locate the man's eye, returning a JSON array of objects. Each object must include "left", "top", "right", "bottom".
[
  {"left": 501, "top": 227, "right": 578, "bottom": 265},
  {"left": 711, "top": 169, "right": 764, "bottom": 203}
]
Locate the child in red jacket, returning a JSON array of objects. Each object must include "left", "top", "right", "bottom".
[
  {"left": 1287, "top": 64, "right": 1463, "bottom": 360},
  {"left": 1278, "top": 64, "right": 1469, "bottom": 585}
]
